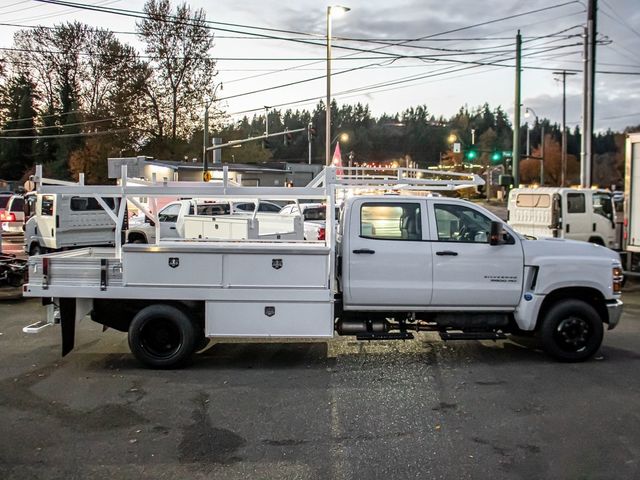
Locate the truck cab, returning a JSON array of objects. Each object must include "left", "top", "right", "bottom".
[
  {"left": 508, "top": 187, "right": 616, "bottom": 248},
  {"left": 341, "top": 196, "right": 523, "bottom": 309},
  {"left": 24, "top": 193, "right": 118, "bottom": 255}
]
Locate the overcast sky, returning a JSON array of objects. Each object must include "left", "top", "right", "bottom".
[{"left": 0, "top": 0, "right": 639, "bottom": 132}]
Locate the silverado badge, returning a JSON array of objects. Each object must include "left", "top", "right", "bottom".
[{"left": 168, "top": 257, "right": 180, "bottom": 269}]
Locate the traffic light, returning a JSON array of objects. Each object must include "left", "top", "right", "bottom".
[
  {"left": 465, "top": 149, "right": 478, "bottom": 161},
  {"left": 284, "top": 130, "right": 293, "bottom": 147},
  {"left": 307, "top": 123, "right": 316, "bottom": 141},
  {"left": 491, "top": 151, "right": 502, "bottom": 163}
]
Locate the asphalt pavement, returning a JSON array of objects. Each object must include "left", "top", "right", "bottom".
[{"left": 0, "top": 288, "right": 639, "bottom": 480}]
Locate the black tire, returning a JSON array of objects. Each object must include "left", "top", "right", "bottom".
[
  {"left": 128, "top": 304, "right": 197, "bottom": 369},
  {"left": 195, "top": 335, "right": 211, "bottom": 352},
  {"left": 129, "top": 235, "right": 147, "bottom": 244},
  {"left": 539, "top": 299, "right": 604, "bottom": 362},
  {"left": 29, "top": 243, "right": 44, "bottom": 256}
]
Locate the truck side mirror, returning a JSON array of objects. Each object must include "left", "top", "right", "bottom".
[{"left": 490, "top": 221, "right": 502, "bottom": 245}]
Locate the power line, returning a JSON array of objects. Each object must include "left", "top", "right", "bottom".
[{"left": 0, "top": 128, "right": 130, "bottom": 140}]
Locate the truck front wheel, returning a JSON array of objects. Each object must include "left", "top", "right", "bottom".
[
  {"left": 128, "top": 304, "right": 197, "bottom": 369},
  {"left": 539, "top": 299, "right": 604, "bottom": 362}
]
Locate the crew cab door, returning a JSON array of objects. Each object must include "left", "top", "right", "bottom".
[
  {"left": 428, "top": 201, "right": 523, "bottom": 307},
  {"left": 562, "top": 192, "right": 591, "bottom": 241},
  {"left": 345, "top": 199, "right": 432, "bottom": 308},
  {"left": 158, "top": 203, "right": 182, "bottom": 238}
]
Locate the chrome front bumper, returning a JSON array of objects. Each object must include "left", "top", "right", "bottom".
[{"left": 606, "top": 299, "right": 623, "bottom": 330}]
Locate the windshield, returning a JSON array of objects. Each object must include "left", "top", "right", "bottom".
[{"left": 0, "top": 196, "right": 10, "bottom": 209}]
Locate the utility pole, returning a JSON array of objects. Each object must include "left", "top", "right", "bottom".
[
  {"left": 512, "top": 30, "right": 522, "bottom": 187},
  {"left": 581, "top": 0, "right": 597, "bottom": 187},
  {"left": 554, "top": 70, "right": 576, "bottom": 187},
  {"left": 540, "top": 125, "right": 545, "bottom": 185}
]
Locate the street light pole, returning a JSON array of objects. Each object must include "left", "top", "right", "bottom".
[
  {"left": 326, "top": 5, "right": 350, "bottom": 166},
  {"left": 202, "top": 82, "right": 222, "bottom": 175},
  {"left": 553, "top": 70, "right": 576, "bottom": 186}
]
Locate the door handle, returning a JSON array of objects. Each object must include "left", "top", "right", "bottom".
[
  {"left": 353, "top": 248, "right": 375, "bottom": 254},
  {"left": 169, "top": 226, "right": 176, "bottom": 230},
  {"left": 593, "top": 223, "right": 596, "bottom": 232},
  {"left": 566, "top": 224, "right": 570, "bottom": 233},
  {"left": 436, "top": 250, "right": 458, "bottom": 256}
]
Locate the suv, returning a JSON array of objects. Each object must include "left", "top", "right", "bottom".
[{"left": 1, "top": 195, "right": 25, "bottom": 234}]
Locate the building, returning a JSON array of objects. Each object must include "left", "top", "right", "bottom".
[{"left": 108, "top": 157, "right": 323, "bottom": 187}]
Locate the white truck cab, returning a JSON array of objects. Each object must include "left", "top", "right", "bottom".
[
  {"left": 24, "top": 193, "right": 118, "bottom": 255},
  {"left": 508, "top": 187, "right": 617, "bottom": 248}
]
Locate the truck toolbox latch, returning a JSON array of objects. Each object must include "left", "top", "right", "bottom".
[{"left": 100, "top": 259, "right": 108, "bottom": 291}]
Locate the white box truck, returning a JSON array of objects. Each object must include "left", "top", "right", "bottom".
[
  {"left": 623, "top": 132, "right": 640, "bottom": 270},
  {"left": 507, "top": 187, "right": 617, "bottom": 248},
  {"left": 22, "top": 166, "right": 623, "bottom": 368}
]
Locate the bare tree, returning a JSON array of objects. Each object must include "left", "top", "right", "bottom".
[{"left": 137, "top": 0, "right": 218, "bottom": 143}]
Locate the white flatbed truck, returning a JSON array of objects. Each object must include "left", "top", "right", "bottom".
[{"left": 22, "top": 165, "right": 623, "bottom": 368}]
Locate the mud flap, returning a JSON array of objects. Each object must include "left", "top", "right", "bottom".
[{"left": 59, "top": 298, "right": 76, "bottom": 357}]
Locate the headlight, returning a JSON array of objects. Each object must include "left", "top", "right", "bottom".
[{"left": 613, "top": 266, "right": 624, "bottom": 294}]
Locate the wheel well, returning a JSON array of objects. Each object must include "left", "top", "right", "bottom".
[
  {"left": 537, "top": 287, "right": 608, "bottom": 329},
  {"left": 127, "top": 231, "right": 147, "bottom": 243},
  {"left": 91, "top": 299, "right": 204, "bottom": 332},
  {"left": 588, "top": 236, "right": 605, "bottom": 246}
]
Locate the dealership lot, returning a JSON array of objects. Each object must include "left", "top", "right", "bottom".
[{"left": 0, "top": 288, "right": 639, "bottom": 480}]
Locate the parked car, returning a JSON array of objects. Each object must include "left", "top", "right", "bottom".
[
  {"left": 0, "top": 192, "right": 12, "bottom": 217},
  {"left": 279, "top": 203, "right": 340, "bottom": 240},
  {"left": 127, "top": 199, "right": 288, "bottom": 243},
  {"left": 0, "top": 195, "right": 25, "bottom": 234}
]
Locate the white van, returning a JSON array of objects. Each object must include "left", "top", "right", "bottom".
[
  {"left": 24, "top": 193, "right": 120, "bottom": 255},
  {"left": 508, "top": 187, "right": 617, "bottom": 248}
]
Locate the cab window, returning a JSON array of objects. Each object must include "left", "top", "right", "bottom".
[
  {"left": 516, "top": 193, "right": 550, "bottom": 208},
  {"left": 592, "top": 192, "right": 613, "bottom": 221},
  {"left": 567, "top": 193, "right": 586, "bottom": 214},
  {"left": 360, "top": 203, "right": 421, "bottom": 240},
  {"left": 434, "top": 204, "right": 491, "bottom": 243},
  {"left": 40, "top": 196, "right": 54, "bottom": 216},
  {"left": 158, "top": 204, "right": 181, "bottom": 222}
]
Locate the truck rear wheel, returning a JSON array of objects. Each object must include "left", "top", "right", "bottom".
[
  {"left": 539, "top": 299, "right": 603, "bottom": 362},
  {"left": 128, "top": 304, "right": 197, "bottom": 369}
]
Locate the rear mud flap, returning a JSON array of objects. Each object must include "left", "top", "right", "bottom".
[{"left": 59, "top": 298, "right": 76, "bottom": 357}]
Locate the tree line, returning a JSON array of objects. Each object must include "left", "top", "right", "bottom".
[{"left": 0, "top": 0, "right": 634, "bottom": 187}]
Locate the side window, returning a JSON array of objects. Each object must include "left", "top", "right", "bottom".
[
  {"left": 434, "top": 204, "right": 492, "bottom": 243},
  {"left": 360, "top": 203, "right": 422, "bottom": 241},
  {"left": 516, "top": 193, "right": 550, "bottom": 208},
  {"left": 40, "top": 196, "right": 54, "bottom": 216},
  {"left": 11, "top": 197, "right": 24, "bottom": 212},
  {"left": 567, "top": 193, "right": 586, "bottom": 214},
  {"left": 592, "top": 192, "right": 613, "bottom": 221},
  {"left": 258, "top": 203, "right": 281, "bottom": 212},
  {"left": 158, "top": 204, "right": 181, "bottom": 223},
  {"left": 69, "top": 196, "right": 115, "bottom": 211},
  {"left": 25, "top": 195, "right": 37, "bottom": 218}
]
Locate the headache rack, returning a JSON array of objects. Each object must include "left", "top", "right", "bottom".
[{"left": 31, "top": 164, "right": 484, "bottom": 257}]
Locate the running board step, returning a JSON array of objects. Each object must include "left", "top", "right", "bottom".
[
  {"left": 439, "top": 332, "right": 507, "bottom": 341},
  {"left": 356, "top": 332, "right": 414, "bottom": 341},
  {"left": 23, "top": 320, "right": 55, "bottom": 334}
]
